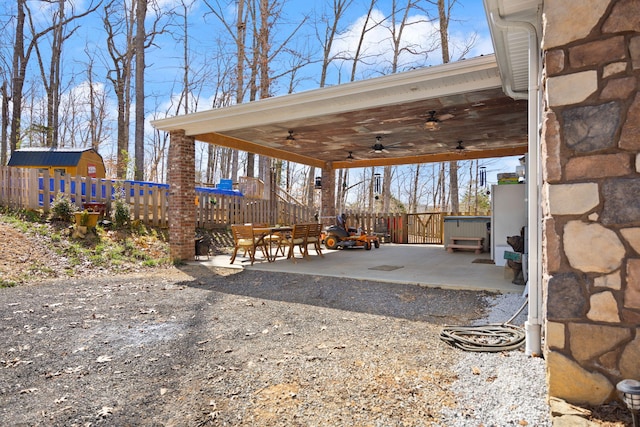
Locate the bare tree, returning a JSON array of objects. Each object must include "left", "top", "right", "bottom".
[
  {"left": 1, "top": 80, "right": 8, "bottom": 164},
  {"left": 103, "top": 0, "right": 164, "bottom": 179},
  {"left": 349, "top": 0, "right": 378, "bottom": 82},
  {"left": 315, "top": 0, "right": 353, "bottom": 87},
  {"left": 408, "top": 164, "right": 433, "bottom": 212},
  {"left": 28, "top": 0, "right": 99, "bottom": 148},
  {"left": 314, "top": 0, "right": 353, "bottom": 211},
  {"left": 103, "top": 0, "right": 135, "bottom": 179},
  {"left": 9, "top": 0, "right": 89, "bottom": 152},
  {"left": 204, "top": 0, "right": 251, "bottom": 179},
  {"left": 206, "top": 0, "right": 308, "bottom": 189},
  {"left": 148, "top": 110, "right": 170, "bottom": 183},
  {"left": 427, "top": 0, "right": 478, "bottom": 213},
  {"left": 0, "top": 12, "right": 12, "bottom": 164},
  {"left": 85, "top": 51, "right": 109, "bottom": 151},
  {"left": 436, "top": 0, "right": 459, "bottom": 213},
  {"left": 9, "top": 0, "right": 26, "bottom": 153},
  {"left": 133, "top": 0, "right": 147, "bottom": 181},
  {"left": 379, "top": 0, "right": 437, "bottom": 213}
]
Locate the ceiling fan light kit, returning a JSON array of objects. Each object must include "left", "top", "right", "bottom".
[
  {"left": 371, "top": 136, "right": 388, "bottom": 154},
  {"left": 424, "top": 110, "right": 441, "bottom": 131}
]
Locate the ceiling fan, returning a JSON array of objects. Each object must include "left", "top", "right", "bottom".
[
  {"left": 284, "top": 130, "right": 314, "bottom": 146},
  {"left": 369, "top": 136, "right": 411, "bottom": 154},
  {"left": 424, "top": 110, "right": 455, "bottom": 131}
]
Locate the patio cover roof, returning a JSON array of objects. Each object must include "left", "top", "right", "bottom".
[{"left": 152, "top": 54, "right": 528, "bottom": 170}]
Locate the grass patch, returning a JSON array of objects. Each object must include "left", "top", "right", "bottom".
[
  {"left": 1, "top": 207, "right": 172, "bottom": 282},
  {"left": 0, "top": 279, "right": 18, "bottom": 288}
]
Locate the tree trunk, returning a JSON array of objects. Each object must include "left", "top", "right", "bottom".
[
  {"left": 306, "top": 167, "right": 315, "bottom": 209},
  {"left": 368, "top": 167, "right": 375, "bottom": 212},
  {"left": 134, "top": 0, "right": 147, "bottom": 181},
  {"left": 382, "top": 165, "right": 392, "bottom": 212},
  {"left": 46, "top": 0, "right": 64, "bottom": 148},
  {"left": 350, "top": 0, "right": 376, "bottom": 82},
  {"left": 1, "top": 81, "right": 8, "bottom": 165},
  {"left": 318, "top": 0, "right": 351, "bottom": 87},
  {"left": 449, "top": 161, "right": 459, "bottom": 213},
  {"left": 104, "top": 0, "right": 136, "bottom": 179},
  {"left": 437, "top": 0, "right": 459, "bottom": 213},
  {"left": 10, "top": 0, "right": 26, "bottom": 153},
  {"left": 412, "top": 164, "right": 420, "bottom": 213}
]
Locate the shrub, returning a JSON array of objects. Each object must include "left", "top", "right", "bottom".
[
  {"left": 51, "top": 194, "right": 77, "bottom": 222},
  {"left": 112, "top": 192, "right": 131, "bottom": 228}
]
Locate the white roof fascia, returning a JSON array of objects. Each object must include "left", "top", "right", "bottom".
[
  {"left": 151, "top": 54, "right": 503, "bottom": 136},
  {"left": 483, "top": 0, "right": 542, "bottom": 98}
]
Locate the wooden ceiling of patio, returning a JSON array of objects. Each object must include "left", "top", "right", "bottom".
[{"left": 193, "top": 87, "right": 529, "bottom": 169}]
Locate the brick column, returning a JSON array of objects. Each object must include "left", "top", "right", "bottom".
[
  {"left": 320, "top": 163, "right": 335, "bottom": 227},
  {"left": 168, "top": 129, "right": 196, "bottom": 261}
]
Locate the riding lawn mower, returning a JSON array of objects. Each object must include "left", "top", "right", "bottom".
[{"left": 322, "top": 225, "right": 380, "bottom": 250}]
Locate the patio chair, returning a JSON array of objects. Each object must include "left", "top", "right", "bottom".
[
  {"left": 280, "top": 223, "right": 310, "bottom": 262},
  {"left": 230, "top": 224, "right": 263, "bottom": 265},
  {"left": 305, "top": 223, "right": 324, "bottom": 257}
]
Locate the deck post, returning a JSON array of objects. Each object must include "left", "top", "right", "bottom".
[
  {"left": 168, "top": 129, "right": 196, "bottom": 261},
  {"left": 320, "top": 163, "right": 335, "bottom": 227}
]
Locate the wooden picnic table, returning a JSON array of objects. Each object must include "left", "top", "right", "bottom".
[{"left": 253, "top": 226, "right": 293, "bottom": 262}]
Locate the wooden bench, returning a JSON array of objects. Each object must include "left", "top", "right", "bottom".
[{"left": 447, "top": 236, "right": 484, "bottom": 254}]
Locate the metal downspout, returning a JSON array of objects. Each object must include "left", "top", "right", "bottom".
[{"left": 489, "top": 8, "right": 542, "bottom": 356}]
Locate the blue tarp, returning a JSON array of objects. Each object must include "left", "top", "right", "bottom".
[
  {"left": 37, "top": 177, "right": 243, "bottom": 205},
  {"left": 198, "top": 186, "right": 242, "bottom": 197}
]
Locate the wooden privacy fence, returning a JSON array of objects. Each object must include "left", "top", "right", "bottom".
[
  {"left": 406, "top": 212, "right": 444, "bottom": 244},
  {"left": 343, "top": 210, "right": 445, "bottom": 244},
  {"left": 1, "top": 167, "right": 484, "bottom": 242},
  {"left": 196, "top": 192, "right": 316, "bottom": 228},
  {"left": 342, "top": 210, "right": 488, "bottom": 245},
  {"left": 0, "top": 167, "right": 315, "bottom": 229},
  {"left": 0, "top": 167, "right": 171, "bottom": 227}
]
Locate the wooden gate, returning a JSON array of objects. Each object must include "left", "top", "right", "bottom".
[{"left": 406, "top": 212, "right": 443, "bottom": 244}]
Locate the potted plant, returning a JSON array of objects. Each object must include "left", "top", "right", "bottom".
[{"left": 74, "top": 209, "right": 100, "bottom": 229}]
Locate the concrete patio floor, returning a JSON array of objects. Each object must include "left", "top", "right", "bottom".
[{"left": 197, "top": 243, "right": 525, "bottom": 294}]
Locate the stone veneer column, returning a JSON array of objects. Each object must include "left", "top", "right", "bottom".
[
  {"left": 541, "top": 0, "right": 640, "bottom": 406},
  {"left": 320, "top": 163, "right": 335, "bottom": 227},
  {"left": 167, "top": 129, "right": 196, "bottom": 261}
]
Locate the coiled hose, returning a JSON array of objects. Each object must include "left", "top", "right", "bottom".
[{"left": 439, "top": 298, "right": 528, "bottom": 352}]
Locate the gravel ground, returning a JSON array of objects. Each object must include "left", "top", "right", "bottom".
[
  {"left": 0, "top": 262, "right": 558, "bottom": 427},
  {"left": 440, "top": 293, "right": 552, "bottom": 426},
  {"left": 0, "top": 217, "right": 630, "bottom": 426}
]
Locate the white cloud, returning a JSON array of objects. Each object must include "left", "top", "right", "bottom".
[
  {"left": 330, "top": 9, "right": 442, "bottom": 73},
  {"left": 25, "top": 0, "right": 95, "bottom": 25},
  {"left": 330, "top": 7, "right": 491, "bottom": 77}
]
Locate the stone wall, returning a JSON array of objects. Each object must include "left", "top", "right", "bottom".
[
  {"left": 541, "top": 0, "right": 640, "bottom": 406},
  {"left": 168, "top": 130, "right": 196, "bottom": 261}
]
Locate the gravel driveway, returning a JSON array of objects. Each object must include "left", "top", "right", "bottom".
[{"left": 0, "top": 263, "right": 509, "bottom": 426}]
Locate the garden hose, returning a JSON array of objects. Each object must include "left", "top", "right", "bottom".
[{"left": 439, "top": 298, "right": 528, "bottom": 352}]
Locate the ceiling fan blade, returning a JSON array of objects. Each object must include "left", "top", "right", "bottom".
[
  {"left": 384, "top": 141, "right": 405, "bottom": 148},
  {"left": 438, "top": 113, "right": 455, "bottom": 121}
]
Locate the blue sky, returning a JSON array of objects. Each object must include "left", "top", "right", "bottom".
[{"left": 40, "top": 0, "right": 495, "bottom": 98}]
